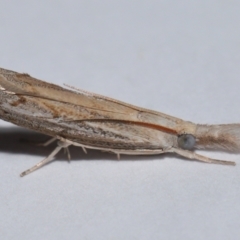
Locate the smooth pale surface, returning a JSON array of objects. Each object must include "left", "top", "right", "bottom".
[{"left": 0, "top": 1, "right": 240, "bottom": 240}]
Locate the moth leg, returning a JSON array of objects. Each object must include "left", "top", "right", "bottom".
[
  {"left": 64, "top": 147, "right": 71, "bottom": 161},
  {"left": 169, "top": 147, "right": 236, "bottom": 166},
  {"left": 36, "top": 137, "right": 57, "bottom": 147},
  {"left": 20, "top": 140, "right": 71, "bottom": 177},
  {"left": 56, "top": 135, "right": 87, "bottom": 154},
  {"left": 20, "top": 137, "right": 56, "bottom": 147},
  {"left": 81, "top": 146, "right": 87, "bottom": 154}
]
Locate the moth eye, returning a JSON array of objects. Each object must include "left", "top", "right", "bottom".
[{"left": 178, "top": 134, "right": 196, "bottom": 150}]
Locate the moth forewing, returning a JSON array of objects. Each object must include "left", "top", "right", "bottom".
[{"left": 0, "top": 67, "right": 238, "bottom": 176}]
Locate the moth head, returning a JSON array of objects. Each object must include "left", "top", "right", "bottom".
[{"left": 177, "top": 134, "right": 196, "bottom": 150}]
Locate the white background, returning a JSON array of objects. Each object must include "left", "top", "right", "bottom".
[{"left": 1, "top": 1, "right": 240, "bottom": 240}]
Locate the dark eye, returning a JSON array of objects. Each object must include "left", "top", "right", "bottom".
[{"left": 178, "top": 134, "right": 196, "bottom": 150}]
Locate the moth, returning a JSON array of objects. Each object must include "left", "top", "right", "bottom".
[{"left": 0, "top": 67, "right": 239, "bottom": 176}]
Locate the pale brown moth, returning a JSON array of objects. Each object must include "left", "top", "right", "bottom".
[{"left": 0, "top": 67, "right": 239, "bottom": 176}]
